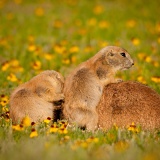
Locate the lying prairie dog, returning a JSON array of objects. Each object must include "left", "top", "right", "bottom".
[
  {"left": 63, "top": 46, "right": 134, "bottom": 131},
  {"left": 9, "top": 70, "right": 64, "bottom": 123},
  {"left": 97, "top": 81, "right": 160, "bottom": 130}
]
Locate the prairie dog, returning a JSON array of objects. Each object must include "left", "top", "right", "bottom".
[
  {"left": 9, "top": 70, "right": 64, "bottom": 123},
  {"left": 63, "top": 46, "right": 134, "bottom": 131},
  {"left": 97, "top": 81, "right": 160, "bottom": 130}
]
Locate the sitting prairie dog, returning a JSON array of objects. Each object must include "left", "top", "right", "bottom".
[
  {"left": 63, "top": 46, "right": 134, "bottom": 131},
  {"left": 9, "top": 70, "right": 64, "bottom": 123},
  {"left": 97, "top": 81, "right": 160, "bottom": 130}
]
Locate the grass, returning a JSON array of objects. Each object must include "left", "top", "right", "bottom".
[{"left": 0, "top": 0, "right": 160, "bottom": 159}]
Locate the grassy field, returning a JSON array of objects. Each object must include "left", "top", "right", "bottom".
[{"left": 0, "top": 0, "right": 160, "bottom": 159}]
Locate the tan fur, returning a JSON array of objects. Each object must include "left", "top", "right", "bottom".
[
  {"left": 63, "top": 46, "right": 134, "bottom": 131},
  {"left": 9, "top": 70, "right": 64, "bottom": 123},
  {"left": 97, "top": 81, "right": 160, "bottom": 130}
]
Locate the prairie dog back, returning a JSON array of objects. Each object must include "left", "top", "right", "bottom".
[
  {"left": 9, "top": 70, "right": 64, "bottom": 123},
  {"left": 63, "top": 46, "right": 134, "bottom": 131}
]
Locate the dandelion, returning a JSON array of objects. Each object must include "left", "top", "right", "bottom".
[
  {"left": 126, "top": 19, "right": 136, "bottom": 28},
  {"left": 21, "top": 116, "right": 31, "bottom": 127},
  {"left": 35, "top": 7, "right": 44, "bottom": 17},
  {"left": 7, "top": 73, "right": 18, "bottom": 82},
  {"left": 93, "top": 5, "right": 104, "bottom": 15},
  {"left": 30, "top": 128, "right": 38, "bottom": 138},
  {"left": 131, "top": 38, "right": 140, "bottom": 46},
  {"left": 31, "top": 60, "right": 41, "bottom": 70}
]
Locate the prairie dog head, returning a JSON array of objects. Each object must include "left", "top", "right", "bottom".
[{"left": 99, "top": 46, "right": 134, "bottom": 71}]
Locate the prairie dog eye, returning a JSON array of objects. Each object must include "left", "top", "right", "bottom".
[{"left": 120, "top": 52, "right": 126, "bottom": 57}]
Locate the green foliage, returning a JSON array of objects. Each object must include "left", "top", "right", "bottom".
[{"left": 0, "top": 0, "right": 160, "bottom": 159}]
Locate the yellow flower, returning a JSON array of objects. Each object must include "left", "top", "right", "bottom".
[
  {"left": 126, "top": 19, "right": 136, "bottom": 28},
  {"left": 44, "top": 117, "right": 52, "bottom": 124},
  {"left": 0, "top": 95, "right": 9, "bottom": 106},
  {"left": 28, "top": 35, "right": 35, "bottom": 43},
  {"left": 69, "top": 46, "right": 79, "bottom": 53},
  {"left": 99, "top": 20, "right": 109, "bottom": 29},
  {"left": 13, "top": 0, "right": 22, "bottom": 4},
  {"left": 62, "top": 59, "right": 70, "bottom": 65},
  {"left": 1, "top": 61, "right": 10, "bottom": 71},
  {"left": 53, "top": 20, "right": 63, "bottom": 28},
  {"left": 153, "top": 61, "right": 159, "bottom": 67},
  {"left": 86, "top": 137, "right": 99, "bottom": 143},
  {"left": 30, "top": 129, "right": 38, "bottom": 138},
  {"left": 58, "top": 128, "right": 68, "bottom": 134},
  {"left": 31, "top": 60, "right": 41, "bottom": 70},
  {"left": 49, "top": 125, "right": 59, "bottom": 133},
  {"left": 131, "top": 38, "right": 140, "bottom": 46},
  {"left": 137, "top": 76, "right": 147, "bottom": 84},
  {"left": 84, "top": 46, "right": 93, "bottom": 53},
  {"left": 35, "top": 7, "right": 44, "bottom": 17},
  {"left": 12, "top": 124, "right": 24, "bottom": 131},
  {"left": 80, "top": 142, "right": 88, "bottom": 148},
  {"left": 54, "top": 44, "right": 66, "bottom": 54},
  {"left": 128, "top": 122, "right": 140, "bottom": 133},
  {"left": 99, "top": 41, "right": 109, "bottom": 48},
  {"left": 145, "top": 56, "right": 152, "bottom": 63},
  {"left": 7, "top": 73, "right": 18, "bottom": 82},
  {"left": 158, "top": 37, "right": 160, "bottom": 44},
  {"left": 114, "top": 141, "right": 129, "bottom": 152},
  {"left": 87, "top": 18, "right": 97, "bottom": 26},
  {"left": 44, "top": 53, "right": 53, "bottom": 60},
  {"left": 151, "top": 77, "right": 160, "bottom": 83},
  {"left": 137, "top": 53, "right": 146, "bottom": 60},
  {"left": 155, "top": 22, "right": 160, "bottom": 33},
  {"left": 22, "top": 116, "right": 31, "bottom": 127},
  {"left": 93, "top": 5, "right": 104, "bottom": 15},
  {"left": 28, "top": 44, "right": 37, "bottom": 52},
  {"left": 71, "top": 56, "right": 77, "bottom": 63}
]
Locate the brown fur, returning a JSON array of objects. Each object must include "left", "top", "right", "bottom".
[
  {"left": 9, "top": 70, "right": 64, "bottom": 123},
  {"left": 97, "top": 81, "right": 160, "bottom": 130},
  {"left": 63, "top": 46, "right": 134, "bottom": 131}
]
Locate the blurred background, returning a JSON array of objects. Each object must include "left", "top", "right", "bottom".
[{"left": 0, "top": 0, "right": 160, "bottom": 94}]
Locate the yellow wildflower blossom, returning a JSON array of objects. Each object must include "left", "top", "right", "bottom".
[
  {"left": 53, "top": 20, "right": 63, "bottom": 28},
  {"left": 153, "top": 61, "right": 159, "bottom": 67},
  {"left": 44, "top": 53, "right": 53, "bottom": 60},
  {"left": 22, "top": 116, "right": 31, "bottom": 127},
  {"left": 87, "top": 18, "right": 97, "bottom": 26},
  {"left": 49, "top": 125, "right": 59, "bottom": 133},
  {"left": 35, "top": 7, "right": 44, "bottom": 17},
  {"left": 114, "top": 141, "right": 129, "bottom": 152},
  {"left": 0, "top": 95, "right": 9, "bottom": 107},
  {"left": 7, "top": 73, "right": 18, "bottom": 82},
  {"left": 13, "top": 0, "right": 22, "bottom": 5},
  {"left": 30, "top": 129, "right": 38, "bottom": 138},
  {"left": 28, "top": 44, "right": 37, "bottom": 52},
  {"left": 54, "top": 44, "right": 66, "bottom": 54},
  {"left": 151, "top": 77, "right": 160, "bottom": 83},
  {"left": 44, "top": 117, "right": 52, "bottom": 124},
  {"left": 131, "top": 38, "right": 140, "bottom": 46},
  {"left": 99, "top": 20, "right": 109, "bottom": 29},
  {"left": 157, "top": 37, "right": 160, "bottom": 44},
  {"left": 12, "top": 124, "right": 24, "bottom": 131},
  {"left": 128, "top": 122, "right": 140, "bottom": 133},
  {"left": 145, "top": 56, "right": 152, "bottom": 63},
  {"left": 93, "top": 5, "right": 104, "bottom": 15},
  {"left": 31, "top": 60, "right": 41, "bottom": 70},
  {"left": 69, "top": 46, "right": 79, "bottom": 53},
  {"left": 71, "top": 56, "right": 77, "bottom": 63},
  {"left": 28, "top": 35, "right": 35, "bottom": 43},
  {"left": 58, "top": 128, "right": 68, "bottom": 134},
  {"left": 84, "top": 46, "right": 93, "bottom": 53},
  {"left": 86, "top": 137, "right": 99, "bottom": 143},
  {"left": 1, "top": 61, "right": 10, "bottom": 71},
  {"left": 126, "top": 19, "right": 136, "bottom": 28},
  {"left": 62, "top": 59, "right": 70, "bottom": 65},
  {"left": 137, "top": 52, "right": 146, "bottom": 60},
  {"left": 137, "top": 76, "right": 147, "bottom": 84}
]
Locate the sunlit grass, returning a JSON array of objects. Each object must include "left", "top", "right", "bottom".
[{"left": 0, "top": 0, "right": 160, "bottom": 159}]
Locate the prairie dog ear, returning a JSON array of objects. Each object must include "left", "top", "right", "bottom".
[{"left": 107, "top": 52, "right": 114, "bottom": 56}]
